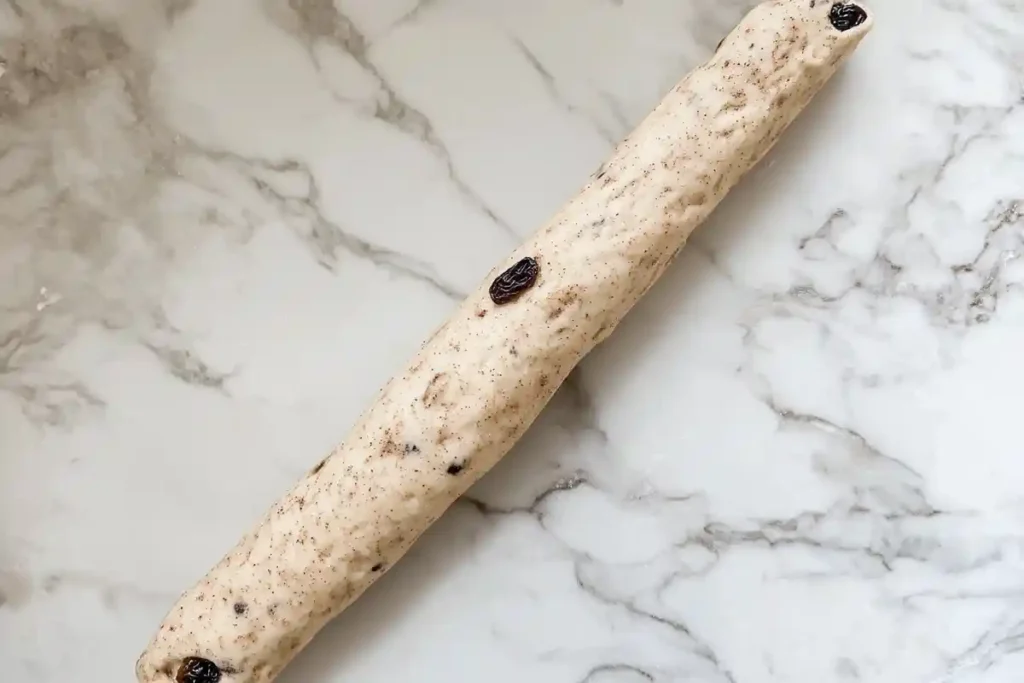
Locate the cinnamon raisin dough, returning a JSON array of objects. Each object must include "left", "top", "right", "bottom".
[{"left": 137, "top": 2, "right": 872, "bottom": 682}]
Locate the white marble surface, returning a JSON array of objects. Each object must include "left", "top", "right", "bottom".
[{"left": 2, "top": 0, "right": 1024, "bottom": 681}]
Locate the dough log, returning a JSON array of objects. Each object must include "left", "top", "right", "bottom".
[{"left": 138, "top": 2, "right": 872, "bottom": 682}]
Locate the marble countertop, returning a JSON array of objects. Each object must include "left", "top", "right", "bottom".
[{"left": 2, "top": 0, "right": 1024, "bottom": 681}]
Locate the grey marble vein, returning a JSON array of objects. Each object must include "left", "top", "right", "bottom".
[
  {"left": 573, "top": 561, "right": 738, "bottom": 683},
  {"left": 580, "top": 663, "right": 655, "bottom": 682},
  {"left": 509, "top": 37, "right": 622, "bottom": 145},
  {"left": 383, "top": 0, "right": 441, "bottom": 39},
  {"left": 465, "top": 480, "right": 735, "bottom": 682},
  {"left": 284, "top": 0, "right": 521, "bottom": 240},
  {"left": 740, "top": 95, "right": 1024, "bottom": 340},
  {"left": 0, "top": 311, "right": 106, "bottom": 425},
  {"left": 211, "top": 151, "right": 467, "bottom": 300},
  {"left": 941, "top": 613, "right": 1024, "bottom": 682},
  {"left": 144, "top": 342, "right": 231, "bottom": 390},
  {"left": 0, "top": 1, "right": 473, "bottom": 426},
  {"left": 764, "top": 400, "right": 935, "bottom": 517}
]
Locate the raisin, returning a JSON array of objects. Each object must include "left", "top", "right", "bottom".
[
  {"left": 176, "top": 657, "right": 221, "bottom": 683},
  {"left": 233, "top": 602, "right": 247, "bottom": 616},
  {"left": 829, "top": 3, "right": 867, "bottom": 32},
  {"left": 489, "top": 257, "right": 539, "bottom": 305},
  {"left": 446, "top": 463, "right": 464, "bottom": 475},
  {"left": 371, "top": 563, "right": 384, "bottom": 572}
]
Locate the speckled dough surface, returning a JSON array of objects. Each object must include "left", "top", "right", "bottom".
[{"left": 137, "top": 2, "right": 872, "bottom": 682}]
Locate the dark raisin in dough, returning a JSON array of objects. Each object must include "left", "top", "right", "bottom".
[
  {"left": 446, "top": 463, "right": 464, "bottom": 475},
  {"left": 176, "top": 657, "right": 222, "bottom": 683},
  {"left": 829, "top": 3, "right": 867, "bottom": 32},
  {"left": 489, "top": 257, "right": 540, "bottom": 305}
]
